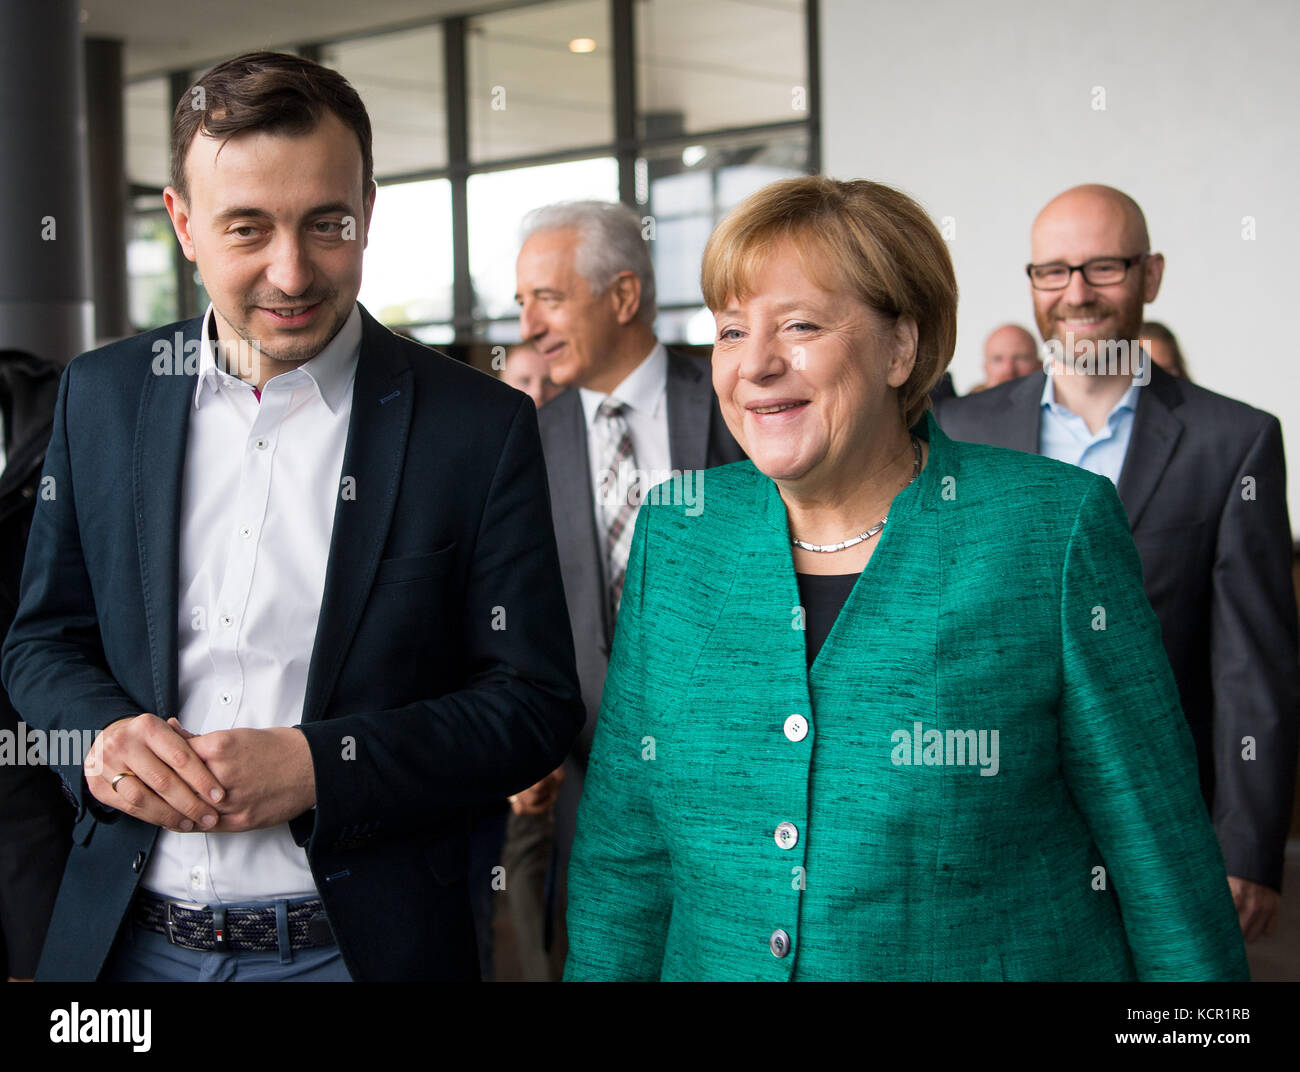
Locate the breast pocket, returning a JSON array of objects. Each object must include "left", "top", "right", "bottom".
[{"left": 373, "top": 544, "right": 457, "bottom": 585}]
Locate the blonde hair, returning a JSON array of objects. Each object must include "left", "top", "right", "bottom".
[{"left": 701, "top": 177, "right": 957, "bottom": 428}]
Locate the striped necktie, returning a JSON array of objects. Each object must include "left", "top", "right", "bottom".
[{"left": 595, "top": 399, "right": 641, "bottom": 617}]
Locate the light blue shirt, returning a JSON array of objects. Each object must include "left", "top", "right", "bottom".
[{"left": 1039, "top": 356, "right": 1146, "bottom": 487}]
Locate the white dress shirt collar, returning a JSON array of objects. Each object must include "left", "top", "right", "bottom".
[
  {"left": 579, "top": 341, "right": 668, "bottom": 428},
  {"left": 195, "top": 303, "right": 363, "bottom": 414}
]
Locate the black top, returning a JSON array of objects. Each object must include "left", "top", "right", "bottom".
[{"left": 795, "top": 572, "right": 861, "bottom": 666}]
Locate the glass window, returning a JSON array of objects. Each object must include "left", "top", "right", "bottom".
[
  {"left": 467, "top": 156, "right": 619, "bottom": 323},
  {"left": 358, "top": 178, "right": 454, "bottom": 327},
  {"left": 127, "top": 211, "right": 177, "bottom": 330},
  {"left": 325, "top": 26, "right": 446, "bottom": 178},
  {"left": 638, "top": 0, "right": 807, "bottom": 137},
  {"left": 654, "top": 306, "right": 717, "bottom": 347},
  {"left": 468, "top": 0, "right": 613, "bottom": 162},
  {"left": 409, "top": 323, "right": 455, "bottom": 347},
  {"left": 639, "top": 130, "right": 809, "bottom": 308},
  {"left": 125, "top": 77, "right": 171, "bottom": 190}
]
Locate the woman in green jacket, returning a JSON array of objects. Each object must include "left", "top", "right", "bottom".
[{"left": 563, "top": 176, "right": 1248, "bottom": 981}]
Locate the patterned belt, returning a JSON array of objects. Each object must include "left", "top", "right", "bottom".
[{"left": 134, "top": 892, "right": 334, "bottom": 952}]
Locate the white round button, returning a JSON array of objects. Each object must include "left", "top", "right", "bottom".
[
  {"left": 775, "top": 821, "right": 799, "bottom": 849},
  {"left": 253, "top": 437, "right": 268, "bottom": 450},
  {"left": 219, "top": 692, "right": 233, "bottom": 705},
  {"left": 769, "top": 929, "right": 791, "bottom": 958},
  {"left": 783, "top": 714, "right": 808, "bottom": 742},
  {"left": 238, "top": 526, "right": 251, "bottom": 539},
  {"left": 220, "top": 614, "right": 233, "bottom": 628}
]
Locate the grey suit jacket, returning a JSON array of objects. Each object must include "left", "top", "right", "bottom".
[
  {"left": 934, "top": 364, "right": 1300, "bottom": 890},
  {"left": 538, "top": 347, "right": 744, "bottom": 890},
  {"left": 539, "top": 347, "right": 745, "bottom": 765}
]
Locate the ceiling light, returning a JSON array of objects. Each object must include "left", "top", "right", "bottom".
[
  {"left": 681, "top": 145, "right": 707, "bottom": 167},
  {"left": 569, "top": 38, "right": 597, "bottom": 54}
]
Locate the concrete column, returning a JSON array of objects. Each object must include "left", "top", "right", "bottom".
[
  {"left": 85, "top": 36, "right": 130, "bottom": 341},
  {"left": 0, "top": 0, "right": 93, "bottom": 365}
]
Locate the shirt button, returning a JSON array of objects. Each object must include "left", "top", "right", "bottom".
[
  {"left": 769, "top": 929, "right": 791, "bottom": 958},
  {"left": 775, "top": 821, "right": 799, "bottom": 849},
  {"left": 783, "top": 714, "right": 808, "bottom": 742},
  {"left": 220, "top": 614, "right": 233, "bottom": 628},
  {"left": 190, "top": 867, "right": 204, "bottom": 889},
  {"left": 219, "top": 692, "right": 233, "bottom": 705},
  {"left": 238, "top": 526, "right": 251, "bottom": 539},
  {"left": 253, "top": 437, "right": 268, "bottom": 450}
]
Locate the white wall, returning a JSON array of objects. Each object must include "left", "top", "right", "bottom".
[{"left": 821, "top": 0, "right": 1300, "bottom": 536}]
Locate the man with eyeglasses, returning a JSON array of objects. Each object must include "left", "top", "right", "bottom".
[{"left": 936, "top": 183, "right": 1299, "bottom": 948}]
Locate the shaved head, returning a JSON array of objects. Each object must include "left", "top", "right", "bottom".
[
  {"left": 983, "top": 323, "right": 1041, "bottom": 386},
  {"left": 1031, "top": 184, "right": 1150, "bottom": 260},
  {"left": 1027, "top": 183, "right": 1164, "bottom": 357}
]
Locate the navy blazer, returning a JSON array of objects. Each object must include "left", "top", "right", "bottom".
[{"left": 0, "top": 305, "right": 584, "bottom": 980}]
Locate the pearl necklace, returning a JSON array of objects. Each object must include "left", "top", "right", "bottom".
[{"left": 790, "top": 436, "right": 922, "bottom": 553}]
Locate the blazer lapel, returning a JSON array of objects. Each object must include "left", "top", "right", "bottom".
[
  {"left": 301, "top": 307, "right": 413, "bottom": 724},
  {"left": 544, "top": 389, "right": 611, "bottom": 650},
  {"left": 134, "top": 320, "right": 201, "bottom": 718},
  {"left": 1115, "top": 364, "right": 1184, "bottom": 531},
  {"left": 665, "top": 347, "right": 711, "bottom": 473}
]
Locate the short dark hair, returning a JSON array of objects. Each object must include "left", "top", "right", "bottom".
[
  {"left": 170, "top": 51, "right": 373, "bottom": 201},
  {"left": 1139, "top": 320, "right": 1190, "bottom": 379}
]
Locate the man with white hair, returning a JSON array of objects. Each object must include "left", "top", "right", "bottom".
[{"left": 514, "top": 201, "right": 743, "bottom": 969}]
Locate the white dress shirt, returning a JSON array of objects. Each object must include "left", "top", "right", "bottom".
[
  {"left": 143, "top": 304, "right": 360, "bottom": 904},
  {"left": 578, "top": 341, "right": 672, "bottom": 557}
]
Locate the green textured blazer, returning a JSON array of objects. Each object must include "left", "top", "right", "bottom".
[{"left": 564, "top": 414, "right": 1249, "bottom": 981}]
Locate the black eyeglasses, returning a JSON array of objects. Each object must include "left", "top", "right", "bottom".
[{"left": 1026, "top": 254, "right": 1148, "bottom": 291}]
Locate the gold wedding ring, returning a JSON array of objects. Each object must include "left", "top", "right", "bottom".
[{"left": 111, "top": 770, "right": 137, "bottom": 792}]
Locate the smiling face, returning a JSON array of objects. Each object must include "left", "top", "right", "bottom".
[
  {"left": 710, "top": 242, "right": 915, "bottom": 489},
  {"left": 1029, "top": 186, "right": 1163, "bottom": 359},
  {"left": 164, "top": 111, "right": 374, "bottom": 371},
  {"left": 515, "top": 227, "right": 628, "bottom": 391}
]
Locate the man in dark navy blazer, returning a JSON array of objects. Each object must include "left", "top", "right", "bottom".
[
  {"left": 935, "top": 185, "right": 1299, "bottom": 943},
  {"left": 0, "top": 52, "right": 582, "bottom": 982}
]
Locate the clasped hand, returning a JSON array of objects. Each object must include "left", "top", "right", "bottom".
[{"left": 85, "top": 713, "right": 316, "bottom": 834}]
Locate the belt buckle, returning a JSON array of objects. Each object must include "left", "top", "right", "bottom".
[{"left": 164, "top": 900, "right": 179, "bottom": 945}]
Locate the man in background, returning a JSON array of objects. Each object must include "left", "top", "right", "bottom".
[
  {"left": 935, "top": 184, "right": 1299, "bottom": 943},
  {"left": 1140, "top": 320, "right": 1190, "bottom": 379},
  {"left": 974, "top": 322, "right": 1041, "bottom": 391},
  {"left": 501, "top": 343, "right": 560, "bottom": 410},
  {"left": 514, "top": 200, "right": 744, "bottom": 966}
]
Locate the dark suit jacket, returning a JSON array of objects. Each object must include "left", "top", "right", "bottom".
[
  {"left": 934, "top": 364, "right": 1300, "bottom": 889},
  {"left": 0, "top": 305, "right": 584, "bottom": 981},
  {"left": 539, "top": 347, "right": 744, "bottom": 877},
  {"left": 0, "top": 350, "right": 73, "bottom": 979}
]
